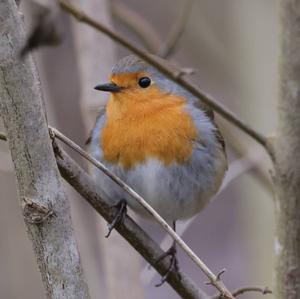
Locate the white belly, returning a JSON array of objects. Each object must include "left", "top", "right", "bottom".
[{"left": 92, "top": 153, "right": 226, "bottom": 221}]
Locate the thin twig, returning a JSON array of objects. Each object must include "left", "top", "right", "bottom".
[
  {"left": 49, "top": 126, "right": 234, "bottom": 299},
  {"left": 0, "top": 132, "right": 7, "bottom": 141},
  {"left": 59, "top": 0, "right": 270, "bottom": 155},
  {"left": 111, "top": 0, "right": 161, "bottom": 53},
  {"left": 54, "top": 141, "right": 209, "bottom": 299},
  {"left": 159, "top": 0, "right": 194, "bottom": 58},
  {"left": 212, "top": 286, "right": 272, "bottom": 299},
  {"left": 233, "top": 286, "right": 272, "bottom": 297}
]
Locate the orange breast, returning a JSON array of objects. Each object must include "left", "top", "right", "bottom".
[{"left": 100, "top": 88, "right": 197, "bottom": 169}]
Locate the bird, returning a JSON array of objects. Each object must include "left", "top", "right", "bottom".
[{"left": 87, "top": 55, "right": 227, "bottom": 285}]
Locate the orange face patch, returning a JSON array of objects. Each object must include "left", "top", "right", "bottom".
[
  {"left": 110, "top": 72, "right": 144, "bottom": 88},
  {"left": 100, "top": 73, "right": 197, "bottom": 169}
]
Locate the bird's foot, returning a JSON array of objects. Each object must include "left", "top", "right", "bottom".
[
  {"left": 105, "top": 199, "right": 127, "bottom": 238},
  {"left": 155, "top": 244, "right": 180, "bottom": 287}
]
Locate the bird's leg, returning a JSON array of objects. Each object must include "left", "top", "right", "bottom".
[
  {"left": 155, "top": 221, "right": 180, "bottom": 287},
  {"left": 105, "top": 199, "right": 127, "bottom": 238}
]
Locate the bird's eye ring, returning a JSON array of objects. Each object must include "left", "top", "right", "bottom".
[{"left": 138, "top": 77, "right": 151, "bottom": 88}]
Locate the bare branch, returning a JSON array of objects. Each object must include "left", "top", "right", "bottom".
[
  {"left": 159, "top": 0, "right": 194, "bottom": 58},
  {"left": 212, "top": 286, "right": 272, "bottom": 299},
  {"left": 232, "top": 286, "right": 272, "bottom": 297},
  {"left": 58, "top": 0, "right": 271, "bottom": 155},
  {"left": 111, "top": 0, "right": 161, "bottom": 53},
  {"left": 50, "top": 126, "right": 234, "bottom": 299},
  {"left": 53, "top": 141, "right": 209, "bottom": 299}
]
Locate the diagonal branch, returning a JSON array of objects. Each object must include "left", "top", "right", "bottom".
[
  {"left": 59, "top": 0, "right": 271, "bottom": 156},
  {"left": 159, "top": 0, "right": 194, "bottom": 58},
  {"left": 110, "top": 0, "right": 161, "bottom": 53},
  {"left": 49, "top": 126, "right": 234, "bottom": 299},
  {"left": 53, "top": 141, "right": 209, "bottom": 299}
]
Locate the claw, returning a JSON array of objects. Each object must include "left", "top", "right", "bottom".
[
  {"left": 155, "top": 243, "right": 180, "bottom": 287},
  {"left": 105, "top": 199, "right": 127, "bottom": 238}
]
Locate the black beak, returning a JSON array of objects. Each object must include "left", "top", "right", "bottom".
[{"left": 94, "top": 82, "right": 122, "bottom": 92}]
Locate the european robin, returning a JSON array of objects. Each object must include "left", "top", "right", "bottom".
[{"left": 88, "top": 55, "right": 227, "bottom": 284}]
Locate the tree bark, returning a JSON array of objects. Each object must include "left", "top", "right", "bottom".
[
  {"left": 274, "top": 1, "right": 300, "bottom": 298},
  {"left": 0, "top": 1, "right": 90, "bottom": 298}
]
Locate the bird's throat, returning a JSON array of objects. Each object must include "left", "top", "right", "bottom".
[{"left": 100, "top": 94, "right": 197, "bottom": 169}]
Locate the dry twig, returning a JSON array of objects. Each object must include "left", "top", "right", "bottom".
[{"left": 212, "top": 286, "right": 272, "bottom": 299}]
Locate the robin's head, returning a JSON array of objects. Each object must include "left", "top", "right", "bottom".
[{"left": 94, "top": 55, "right": 188, "bottom": 104}]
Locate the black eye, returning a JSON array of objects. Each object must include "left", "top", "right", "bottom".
[{"left": 138, "top": 77, "right": 151, "bottom": 88}]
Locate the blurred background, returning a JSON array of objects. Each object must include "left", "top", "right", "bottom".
[{"left": 0, "top": 0, "right": 277, "bottom": 298}]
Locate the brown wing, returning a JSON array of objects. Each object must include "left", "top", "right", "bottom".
[
  {"left": 193, "top": 100, "right": 226, "bottom": 155},
  {"left": 214, "top": 124, "right": 226, "bottom": 153}
]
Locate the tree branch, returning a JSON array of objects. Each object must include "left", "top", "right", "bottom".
[
  {"left": 0, "top": 0, "right": 90, "bottom": 298},
  {"left": 59, "top": 0, "right": 271, "bottom": 155},
  {"left": 49, "top": 126, "right": 234, "bottom": 299},
  {"left": 212, "top": 286, "right": 271, "bottom": 299},
  {"left": 53, "top": 140, "right": 209, "bottom": 299},
  {"left": 110, "top": 0, "right": 161, "bottom": 53},
  {"left": 159, "top": 0, "right": 194, "bottom": 58},
  {"left": 232, "top": 286, "right": 271, "bottom": 298}
]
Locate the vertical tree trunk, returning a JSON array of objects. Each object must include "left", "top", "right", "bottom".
[
  {"left": 274, "top": 1, "right": 300, "bottom": 298},
  {"left": 0, "top": 1, "right": 90, "bottom": 298}
]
